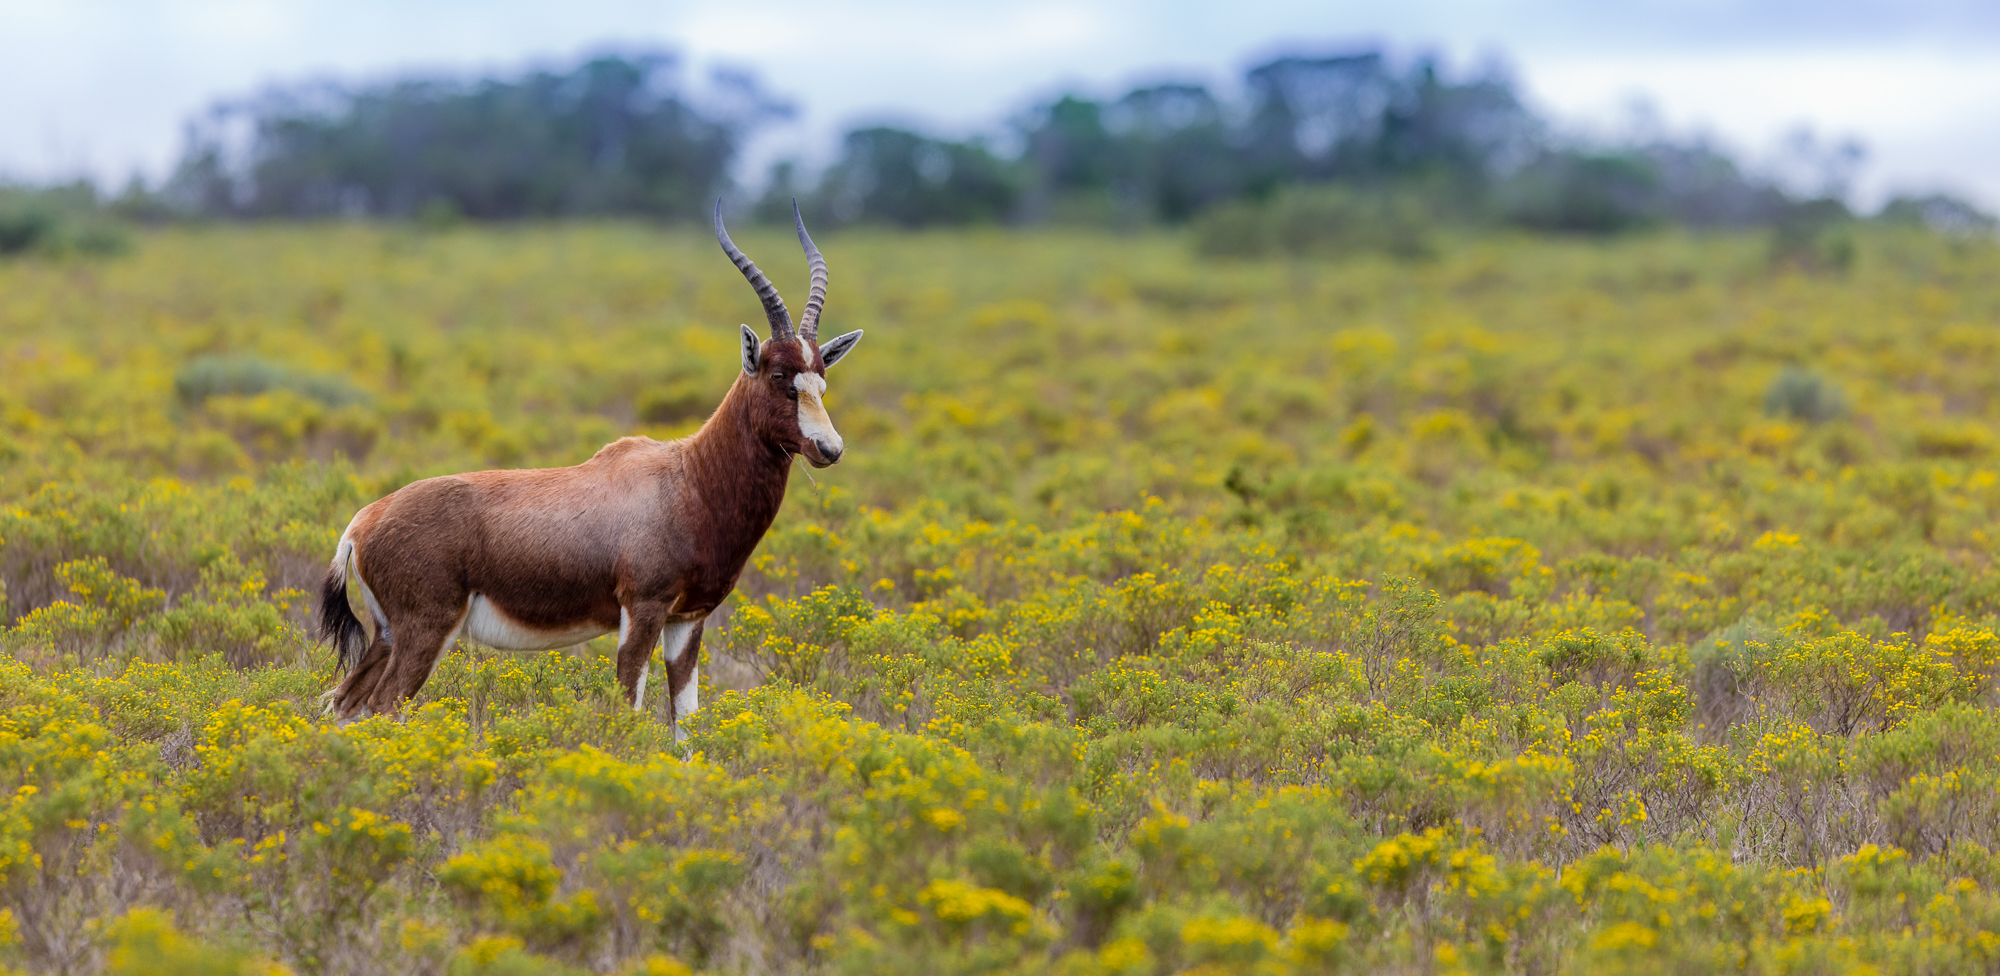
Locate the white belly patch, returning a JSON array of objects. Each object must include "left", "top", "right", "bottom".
[{"left": 462, "top": 594, "right": 610, "bottom": 651}]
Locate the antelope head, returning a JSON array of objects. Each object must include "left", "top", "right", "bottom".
[{"left": 715, "top": 201, "right": 863, "bottom": 468}]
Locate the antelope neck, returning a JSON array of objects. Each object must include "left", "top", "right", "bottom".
[{"left": 682, "top": 375, "right": 792, "bottom": 533}]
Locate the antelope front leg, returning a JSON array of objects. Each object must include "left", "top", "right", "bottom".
[
  {"left": 616, "top": 603, "right": 666, "bottom": 709},
  {"left": 662, "top": 619, "right": 704, "bottom": 742}
]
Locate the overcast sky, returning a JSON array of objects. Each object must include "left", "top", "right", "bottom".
[{"left": 4, "top": 0, "right": 1998, "bottom": 209}]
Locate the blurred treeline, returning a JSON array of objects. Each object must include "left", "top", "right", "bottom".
[
  {"left": 168, "top": 52, "right": 788, "bottom": 221},
  {"left": 5, "top": 46, "right": 1996, "bottom": 256}
]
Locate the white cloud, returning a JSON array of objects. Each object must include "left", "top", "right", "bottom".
[
  {"left": 679, "top": 2, "right": 1110, "bottom": 66},
  {"left": 1523, "top": 47, "right": 2000, "bottom": 206},
  {"left": 0, "top": 0, "right": 1995, "bottom": 209}
]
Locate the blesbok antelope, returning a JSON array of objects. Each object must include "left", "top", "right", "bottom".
[{"left": 315, "top": 202, "right": 862, "bottom": 735}]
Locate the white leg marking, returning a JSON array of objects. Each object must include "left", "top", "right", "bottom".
[
  {"left": 658, "top": 620, "right": 701, "bottom": 740},
  {"left": 624, "top": 608, "right": 647, "bottom": 711},
  {"left": 674, "top": 662, "right": 699, "bottom": 735},
  {"left": 662, "top": 620, "right": 698, "bottom": 663}
]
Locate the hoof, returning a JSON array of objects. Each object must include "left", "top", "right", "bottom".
[{"left": 319, "top": 690, "right": 372, "bottom": 726}]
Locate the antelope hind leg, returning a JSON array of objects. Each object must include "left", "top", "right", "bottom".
[
  {"left": 328, "top": 632, "right": 394, "bottom": 720},
  {"left": 368, "top": 606, "right": 469, "bottom": 716}
]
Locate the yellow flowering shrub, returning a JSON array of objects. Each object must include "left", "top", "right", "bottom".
[
  {"left": 0, "top": 224, "right": 1997, "bottom": 970},
  {"left": 100, "top": 907, "right": 291, "bottom": 976}
]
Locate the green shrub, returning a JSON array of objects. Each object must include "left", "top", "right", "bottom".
[
  {"left": 1763, "top": 367, "right": 1847, "bottom": 423},
  {"left": 0, "top": 184, "right": 131, "bottom": 258},
  {"left": 174, "top": 354, "right": 367, "bottom": 409},
  {"left": 1194, "top": 186, "right": 1432, "bottom": 259}
]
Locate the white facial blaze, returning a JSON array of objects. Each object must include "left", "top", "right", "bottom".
[{"left": 792, "top": 370, "right": 841, "bottom": 455}]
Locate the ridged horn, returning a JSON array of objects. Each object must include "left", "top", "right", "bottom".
[
  {"left": 714, "top": 199, "right": 792, "bottom": 339},
  {"left": 793, "top": 199, "right": 828, "bottom": 342}
]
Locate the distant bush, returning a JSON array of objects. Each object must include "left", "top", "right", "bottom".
[
  {"left": 808, "top": 127, "right": 1021, "bottom": 227},
  {"left": 634, "top": 384, "right": 711, "bottom": 425},
  {"left": 174, "top": 353, "right": 366, "bottom": 409},
  {"left": 1879, "top": 193, "right": 1997, "bottom": 237},
  {"left": 0, "top": 201, "right": 57, "bottom": 255},
  {"left": 1194, "top": 186, "right": 1432, "bottom": 258},
  {"left": 1770, "top": 198, "right": 1857, "bottom": 272},
  {"left": 0, "top": 184, "right": 132, "bottom": 258},
  {"left": 1764, "top": 367, "right": 1848, "bottom": 424},
  {"left": 1497, "top": 151, "right": 1661, "bottom": 234}
]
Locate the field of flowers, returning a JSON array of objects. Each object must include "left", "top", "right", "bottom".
[{"left": 1, "top": 222, "right": 1999, "bottom": 974}]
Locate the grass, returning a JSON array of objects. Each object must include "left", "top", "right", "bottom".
[{"left": 0, "top": 222, "right": 1996, "bottom": 973}]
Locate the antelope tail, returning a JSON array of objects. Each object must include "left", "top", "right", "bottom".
[{"left": 318, "top": 539, "right": 366, "bottom": 673}]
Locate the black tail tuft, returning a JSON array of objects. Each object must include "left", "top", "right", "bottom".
[{"left": 318, "top": 564, "right": 366, "bottom": 673}]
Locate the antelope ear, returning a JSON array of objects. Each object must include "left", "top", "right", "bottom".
[
  {"left": 740, "top": 324, "right": 762, "bottom": 374},
  {"left": 820, "top": 329, "right": 863, "bottom": 369}
]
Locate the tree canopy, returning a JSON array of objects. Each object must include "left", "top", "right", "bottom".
[{"left": 171, "top": 53, "right": 789, "bottom": 220}]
